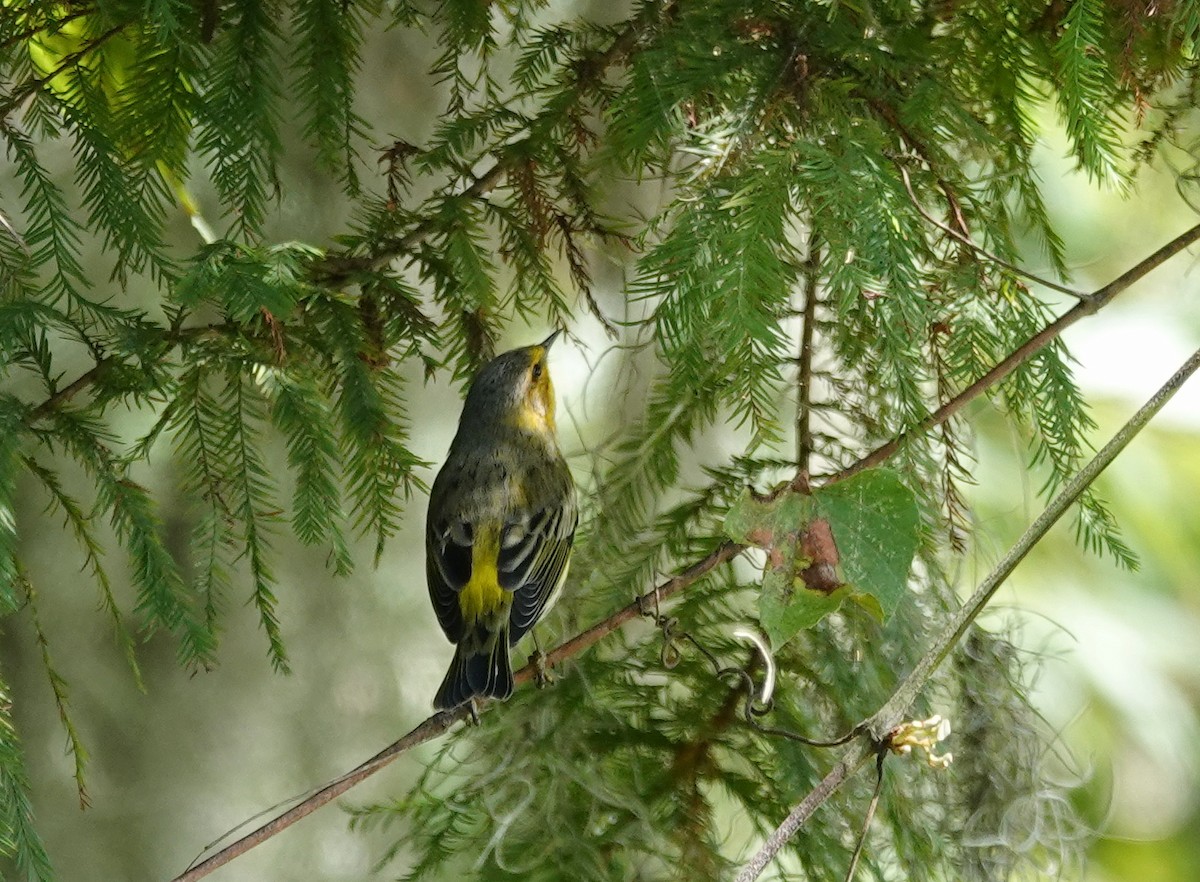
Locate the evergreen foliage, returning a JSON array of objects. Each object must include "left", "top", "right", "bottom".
[{"left": 1, "top": 0, "right": 1197, "bottom": 879}]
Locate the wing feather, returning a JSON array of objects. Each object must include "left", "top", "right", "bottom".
[
  {"left": 427, "top": 518, "right": 471, "bottom": 642},
  {"left": 507, "top": 499, "right": 577, "bottom": 644}
]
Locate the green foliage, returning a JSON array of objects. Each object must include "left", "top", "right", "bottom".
[
  {"left": 0, "top": 401, "right": 23, "bottom": 617},
  {"left": 21, "top": 578, "right": 89, "bottom": 808},
  {"left": 194, "top": 0, "right": 284, "bottom": 238},
  {"left": 0, "top": 0, "right": 1194, "bottom": 878},
  {"left": 264, "top": 366, "right": 353, "bottom": 575},
  {"left": 291, "top": 0, "right": 372, "bottom": 189},
  {"left": 0, "top": 671, "right": 53, "bottom": 882}
]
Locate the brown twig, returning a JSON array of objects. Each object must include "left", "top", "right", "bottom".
[
  {"left": 734, "top": 738, "right": 876, "bottom": 882},
  {"left": 826, "top": 221, "right": 1200, "bottom": 486},
  {"left": 736, "top": 346, "right": 1200, "bottom": 881},
  {"left": 365, "top": 160, "right": 511, "bottom": 272},
  {"left": 25, "top": 359, "right": 111, "bottom": 423},
  {"left": 22, "top": 322, "right": 233, "bottom": 426},
  {"left": 866, "top": 94, "right": 1079, "bottom": 298},
  {"left": 843, "top": 751, "right": 887, "bottom": 882},
  {"left": 868, "top": 97, "right": 973, "bottom": 240},
  {"left": 171, "top": 540, "right": 743, "bottom": 882},
  {"left": 796, "top": 235, "right": 821, "bottom": 472}
]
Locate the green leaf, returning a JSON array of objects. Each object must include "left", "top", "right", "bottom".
[
  {"left": 724, "top": 488, "right": 830, "bottom": 648},
  {"left": 723, "top": 470, "right": 918, "bottom": 648},
  {"left": 722, "top": 488, "right": 812, "bottom": 549},
  {"left": 812, "top": 469, "right": 920, "bottom": 622},
  {"left": 759, "top": 581, "right": 854, "bottom": 649}
]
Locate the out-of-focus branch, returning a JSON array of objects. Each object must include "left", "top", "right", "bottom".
[
  {"left": 0, "top": 8, "right": 97, "bottom": 51},
  {"left": 0, "top": 22, "right": 125, "bottom": 119}
]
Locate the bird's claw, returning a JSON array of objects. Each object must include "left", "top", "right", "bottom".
[{"left": 529, "top": 649, "right": 555, "bottom": 688}]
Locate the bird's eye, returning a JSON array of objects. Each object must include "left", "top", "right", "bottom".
[{"left": 531, "top": 361, "right": 544, "bottom": 380}]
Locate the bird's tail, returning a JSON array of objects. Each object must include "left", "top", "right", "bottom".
[{"left": 433, "top": 633, "right": 514, "bottom": 710}]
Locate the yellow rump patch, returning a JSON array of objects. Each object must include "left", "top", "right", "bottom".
[{"left": 461, "top": 526, "right": 511, "bottom": 624}]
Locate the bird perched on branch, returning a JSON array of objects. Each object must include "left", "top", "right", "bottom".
[{"left": 425, "top": 331, "right": 577, "bottom": 709}]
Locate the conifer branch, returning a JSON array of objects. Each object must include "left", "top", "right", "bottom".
[
  {"left": 314, "top": 15, "right": 647, "bottom": 281},
  {"left": 170, "top": 539, "right": 744, "bottom": 882},
  {"left": 868, "top": 97, "right": 973, "bottom": 243},
  {"left": 363, "top": 159, "right": 511, "bottom": 272},
  {"left": 21, "top": 320, "right": 249, "bottom": 428},
  {"left": 5, "top": 6, "right": 1196, "bottom": 878},
  {"left": 828, "top": 221, "right": 1200, "bottom": 485},
  {"left": 736, "top": 345, "right": 1200, "bottom": 882}
]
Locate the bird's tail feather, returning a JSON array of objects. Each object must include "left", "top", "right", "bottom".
[{"left": 433, "top": 636, "right": 514, "bottom": 710}]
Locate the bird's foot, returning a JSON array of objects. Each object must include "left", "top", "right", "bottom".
[{"left": 529, "top": 649, "right": 555, "bottom": 688}]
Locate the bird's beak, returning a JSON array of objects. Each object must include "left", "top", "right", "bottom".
[{"left": 540, "top": 329, "right": 562, "bottom": 350}]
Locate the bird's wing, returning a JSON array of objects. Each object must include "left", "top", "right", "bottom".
[
  {"left": 427, "top": 514, "right": 473, "bottom": 643},
  {"left": 503, "top": 490, "right": 577, "bottom": 644}
]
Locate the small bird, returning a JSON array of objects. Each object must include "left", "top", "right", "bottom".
[{"left": 425, "top": 331, "right": 577, "bottom": 709}]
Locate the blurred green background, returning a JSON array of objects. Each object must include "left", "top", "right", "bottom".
[{"left": 3, "top": 15, "right": 1200, "bottom": 882}]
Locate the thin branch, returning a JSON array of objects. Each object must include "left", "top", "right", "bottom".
[
  {"left": 865, "top": 344, "right": 1200, "bottom": 738},
  {"left": 796, "top": 235, "right": 820, "bottom": 471},
  {"left": 41, "top": 215, "right": 1189, "bottom": 484},
  {"left": 21, "top": 570, "right": 90, "bottom": 809},
  {"left": 19, "top": 16, "right": 649, "bottom": 419},
  {"left": 897, "top": 164, "right": 1086, "bottom": 299},
  {"left": 843, "top": 750, "right": 886, "bottom": 882},
  {"left": 827, "top": 221, "right": 1200, "bottom": 485},
  {"left": 867, "top": 96, "right": 973, "bottom": 240},
  {"left": 170, "top": 540, "right": 744, "bottom": 882},
  {"left": 311, "top": 160, "right": 506, "bottom": 284},
  {"left": 734, "top": 739, "right": 876, "bottom": 882},
  {"left": 736, "top": 346, "right": 1200, "bottom": 881},
  {"left": 21, "top": 321, "right": 233, "bottom": 426},
  {"left": 383, "top": 160, "right": 507, "bottom": 266},
  {"left": 25, "top": 359, "right": 111, "bottom": 423}
]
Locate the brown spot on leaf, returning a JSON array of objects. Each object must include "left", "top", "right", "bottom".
[
  {"left": 746, "top": 527, "right": 773, "bottom": 548},
  {"left": 799, "top": 519, "right": 842, "bottom": 595},
  {"left": 767, "top": 545, "right": 786, "bottom": 570}
]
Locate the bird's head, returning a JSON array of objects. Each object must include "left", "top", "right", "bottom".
[{"left": 460, "top": 330, "right": 562, "bottom": 437}]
